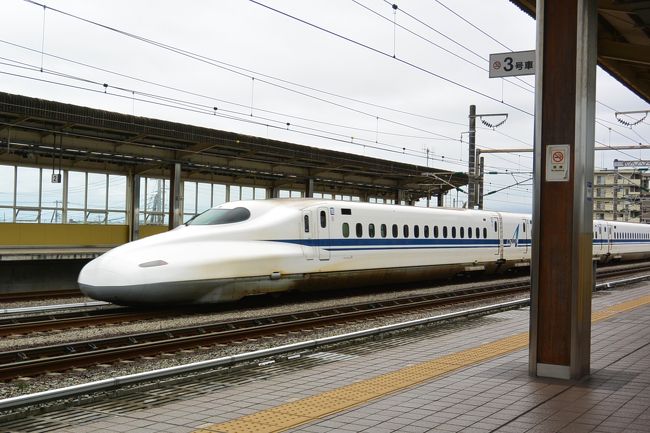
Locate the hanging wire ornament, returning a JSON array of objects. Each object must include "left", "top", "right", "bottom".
[
  {"left": 479, "top": 114, "right": 508, "bottom": 129},
  {"left": 615, "top": 110, "right": 648, "bottom": 127}
]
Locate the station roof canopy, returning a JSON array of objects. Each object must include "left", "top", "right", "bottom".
[
  {"left": 510, "top": 0, "right": 650, "bottom": 104},
  {"left": 0, "top": 92, "right": 467, "bottom": 202}
]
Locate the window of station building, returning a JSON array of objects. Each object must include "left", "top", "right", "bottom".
[
  {"left": 381, "top": 224, "right": 387, "bottom": 238},
  {"left": 342, "top": 222, "right": 350, "bottom": 238},
  {"left": 403, "top": 225, "right": 409, "bottom": 238},
  {"left": 356, "top": 223, "right": 363, "bottom": 237},
  {"left": 140, "top": 177, "right": 170, "bottom": 225},
  {"left": 279, "top": 189, "right": 303, "bottom": 198},
  {"left": 368, "top": 223, "right": 375, "bottom": 238},
  {"left": 0, "top": 165, "right": 126, "bottom": 224},
  {"left": 392, "top": 224, "right": 398, "bottom": 238},
  {"left": 0, "top": 165, "right": 13, "bottom": 223}
]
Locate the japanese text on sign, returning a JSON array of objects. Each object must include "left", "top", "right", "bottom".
[{"left": 489, "top": 50, "right": 535, "bottom": 78}]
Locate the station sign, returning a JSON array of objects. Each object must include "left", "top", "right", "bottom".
[{"left": 489, "top": 50, "right": 535, "bottom": 78}]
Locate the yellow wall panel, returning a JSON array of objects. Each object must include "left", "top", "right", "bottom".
[
  {"left": 140, "top": 226, "right": 168, "bottom": 238},
  {"left": 0, "top": 224, "right": 128, "bottom": 246},
  {"left": 0, "top": 224, "right": 169, "bottom": 247}
]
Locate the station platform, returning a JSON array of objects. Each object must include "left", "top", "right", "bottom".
[{"left": 3, "top": 283, "right": 649, "bottom": 433}]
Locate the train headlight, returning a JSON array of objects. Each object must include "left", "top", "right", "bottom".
[{"left": 138, "top": 260, "right": 168, "bottom": 268}]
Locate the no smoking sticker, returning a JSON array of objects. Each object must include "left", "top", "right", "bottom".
[{"left": 546, "top": 144, "right": 570, "bottom": 182}]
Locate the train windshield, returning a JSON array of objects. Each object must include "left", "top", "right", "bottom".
[{"left": 186, "top": 207, "right": 251, "bottom": 225}]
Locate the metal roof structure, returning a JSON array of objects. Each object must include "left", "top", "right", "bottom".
[
  {"left": 0, "top": 92, "right": 467, "bottom": 202},
  {"left": 510, "top": 0, "right": 650, "bottom": 104}
]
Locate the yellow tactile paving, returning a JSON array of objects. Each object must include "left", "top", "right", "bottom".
[{"left": 194, "top": 294, "right": 650, "bottom": 433}]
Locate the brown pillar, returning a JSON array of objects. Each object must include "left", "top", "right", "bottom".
[{"left": 530, "top": 0, "right": 596, "bottom": 380}]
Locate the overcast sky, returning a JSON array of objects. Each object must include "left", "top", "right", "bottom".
[{"left": 1, "top": 0, "right": 648, "bottom": 213}]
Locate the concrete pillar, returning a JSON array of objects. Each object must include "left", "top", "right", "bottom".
[
  {"left": 169, "top": 163, "right": 182, "bottom": 229},
  {"left": 530, "top": 0, "right": 597, "bottom": 381},
  {"left": 129, "top": 173, "right": 140, "bottom": 241},
  {"left": 396, "top": 189, "right": 404, "bottom": 205},
  {"left": 305, "top": 178, "right": 314, "bottom": 198}
]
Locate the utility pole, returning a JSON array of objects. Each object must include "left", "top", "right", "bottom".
[
  {"left": 468, "top": 105, "right": 477, "bottom": 209},
  {"left": 613, "top": 168, "right": 618, "bottom": 221},
  {"left": 467, "top": 106, "right": 508, "bottom": 209}
]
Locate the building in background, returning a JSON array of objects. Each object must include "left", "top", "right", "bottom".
[{"left": 593, "top": 168, "right": 650, "bottom": 223}]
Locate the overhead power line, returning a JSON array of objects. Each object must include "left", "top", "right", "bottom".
[{"left": 247, "top": 0, "right": 533, "bottom": 116}]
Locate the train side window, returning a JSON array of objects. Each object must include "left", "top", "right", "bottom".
[
  {"left": 452, "top": 227, "right": 457, "bottom": 238},
  {"left": 341, "top": 208, "right": 352, "bottom": 215},
  {"left": 403, "top": 225, "right": 409, "bottom": 238},
  {"left": 523, "top": 222, "right": 526, "bottom": 233},
  {"left": 424, "top": 226, "right": 430, "bottom": 238},
  {"left": 320, "top": 210, "right": 327, "bottom": 228},
  {"left": 414, "top": 225, "right": 420, "bottom": 238},
  {"left": 467, "top": 227, "right": 472, "bottom": 238},
  {"left": 392, "top": 224, "right": 398, "bottom": 238},
  {"left": 460, "top": 227, "right": 464, "bottom": 238},
  {"left": 369, "top": 223, "right": 375, "bottom": 238},
  {"left": 342, "top": 223, "right": 350, "bottom": 238},
  {"left": 476, "top": 227, "right": 480, "bottom": 239},
  {"left": 443, "top": 226, "right": 448, "bottom": 238},
  {"left": 304, "top": 215, "right": 310, "bottom": 233},
  {"left": 483, "top": 228, "right": 487, "bottom": 239},
  {"left": 356, "top": 223, "right": 363, "bottom": 238},
  {"left": 434, "top": 226, "right": 439, "bottom": 238},
  {"left": 494, "top": 221, "right": 498, "bottom": 232},
  {"left": 381, "top": 224, "right": 387, "bottom": 238}
]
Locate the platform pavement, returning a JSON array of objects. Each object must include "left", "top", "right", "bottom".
[{"left": 2, "top": 282, "right": 649, "bottom": 433}]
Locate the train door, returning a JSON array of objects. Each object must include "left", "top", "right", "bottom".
[
  {"left": 300, "top": 210, "right": 315, "bottom": 260},
  {"left": 316, "top": 207, "right": 331, "bottom": 261},
  {"left": 595, "top": 224, "right": 604, "bottom": 253},
  {"left": 491, "top": 214, "right": 504, "bottom": 259},
  {"left": 606, "top": 224, "right": 613, "bottom": 255}
]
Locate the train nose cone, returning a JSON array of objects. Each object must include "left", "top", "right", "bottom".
[{"left": 78, "top": 253, "right": 139, "bottom": 303}]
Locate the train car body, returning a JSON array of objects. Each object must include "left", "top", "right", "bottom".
[{"left": 78, "top": 199, "right": 650, "bottom": 305}]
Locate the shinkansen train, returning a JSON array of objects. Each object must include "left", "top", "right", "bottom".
[{"left": 78, "top": 199, "right": 650, "bottom": 305}]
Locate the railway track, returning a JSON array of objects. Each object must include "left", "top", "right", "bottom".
[
  {"left": 1, "top": 263, "right": 648, "bottom": 382},
  {"left": 3, "top": 261, "right": 649, "bottom": 338},
  {"left": 0, "top": 281, "right": 529, "bottom": 381},
  {"left": 0, "top": 289, "right": 82, "bottom": 303}
]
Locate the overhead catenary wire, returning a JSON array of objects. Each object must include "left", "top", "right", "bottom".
[
  {"left": 0, "top": 63, "right": 477, "bottom": 168},
  {"left": 18, "top": 1, "right": 474, "bottom": 131},
  {"left": 247, "top": 0, "right": 533, "bottom": 116},
  {"left": 17, "top": 0, "right": 542, "bottom": 163}
]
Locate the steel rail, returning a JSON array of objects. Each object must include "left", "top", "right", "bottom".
[
  {"left": 0, "top": 283, "right": 529, "bottom": 381},
  {"left": 0, "top": 299, "right": 529, "bottom": 412}
]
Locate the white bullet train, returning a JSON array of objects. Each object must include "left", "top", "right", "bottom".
[{"left": 78, "top": 198, "right": 650, "bottom": 305}]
